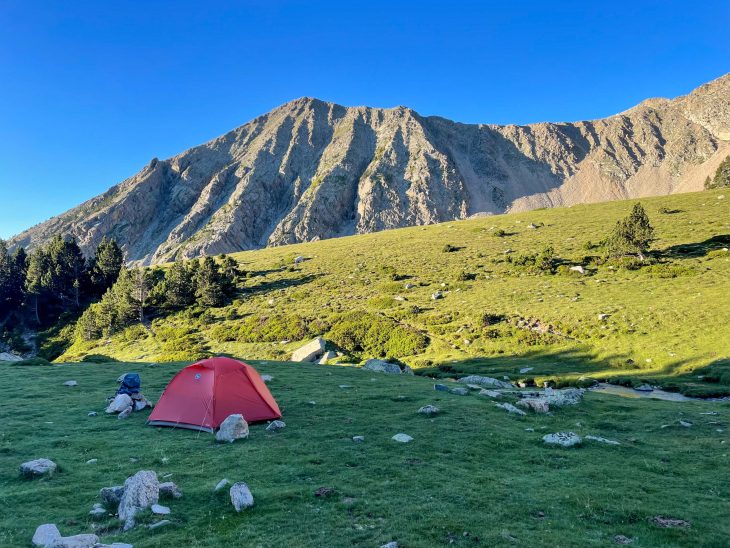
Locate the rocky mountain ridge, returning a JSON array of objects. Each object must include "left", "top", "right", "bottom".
[{"left": 10, "top": 73, "right": 730, "bottom": 264}]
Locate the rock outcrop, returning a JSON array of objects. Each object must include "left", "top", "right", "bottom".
[{"left": 10, "top": 74, "right": 730, "bottom": 264}]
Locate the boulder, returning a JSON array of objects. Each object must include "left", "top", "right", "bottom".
[
  {"left": 392, "top": 433, "right": 413, "bottom": 443},
  {"left": 20, "top": 458, "right": 57, "bottom": 477},
  {"left": 99, "top": 485, "right": 124, "bottom": 506},
  {"left": 496, "top": 403, "right": 526, "bottom": 416},
  {"left": 230, "top": 482, "right": 254, "bottom": 511},
  {"left": 0, "top": 351, "right": 22, "bottom": 362},
  {"left": 62, "top": 380, "right": 78, "bottom": 387},
  {"left": 50, "top": 534, "right": 99, "bottom": 547},
  {"left": 89, "top": 503, "right": 106, "bottom": 518},
  {"left": 159, "top": 481, "right": 182, "bottom": 499},
  {"left": 214, "top": 479, "right": 230, "bottom": 492},
  {"left": 106, "top": 394, "right": 133, "bottom": 414},
  {"left": 266, "top": 420, "right": 286, "bottom": 432},
  {"left": 450, "top": 387, "right": 469, "bottom": 396},
  {"left": 291, "top": 337, "right": 326, "bottom": 362},
  {"left": 363, "top": 359, "right": 402, "bottom": 374},
  {"left": 381, "top": 543, "right": 399, "bottom": 548},
  {"left": 215, "top": 414, "right": 249, "bottom": 443},
  {"left": 516, "top": 398, "right": 550, "bottom": 413},
  {"left": 151, "top": 504, "right": 170, "bottom": 515},
  {"left": 32, "top": 524, "right": 61, "bottom": 547},
  {"left": 118, "top": 470, "right": 159, "bottom": 530},
  {"left": 478, "top": 389, "right": 502, "bottom": 398},
  {"left": 541, "top": 387, "right": 585, "bottom": 407},
  {"left": 458, "top": 375, "right": 513, "bottom": 389},
  {"left": 434, "top": 383, "right": 450, "bottom": 392},
  {"left": 417, "top": 405, "right": 440, "bottom": 416},
  {"left": 542, "top": 432, "right": 582, "bottom": 447},
  {"left": 86, "top": 459, "right": 97, "bottom": 465},
  {"left": 401, "top": 365, "right": 415, "bottom": 375},
  {"left": 318, "top": 350, "right": 337, "bottom": 364},
  {"left": 598, "top": 313, "right": 610, "bottom": 321}
]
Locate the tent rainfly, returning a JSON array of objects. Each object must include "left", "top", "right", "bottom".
[{"left": 147, "top": 356, "right": 281, "bottom": 432}]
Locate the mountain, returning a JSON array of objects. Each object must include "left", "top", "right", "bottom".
[{"left": 10, "top": 74, "right": 730, "bottom": 264}]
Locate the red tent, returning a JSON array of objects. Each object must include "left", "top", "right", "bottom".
[{"left": 147, "top": 357, "right": 281, "bottom": 432}]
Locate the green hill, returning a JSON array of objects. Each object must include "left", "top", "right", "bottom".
[
  {"left": 57, "top": 189, "right": 730, "bottom": 396},
  {"left": 1, "top": 359, "right": 728, "bottom": 546}
]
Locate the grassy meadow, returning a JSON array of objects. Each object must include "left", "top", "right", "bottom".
[{"left": 1, "top": 359, "right": 729, "bottom": 547}]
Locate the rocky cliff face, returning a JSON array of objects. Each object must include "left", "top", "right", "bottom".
[{"left": 11, "top": 74, "right": 730, "bottom": 264}]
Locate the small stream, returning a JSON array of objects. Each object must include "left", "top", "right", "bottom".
[{"left": 590, "top": 383, "right": 692, "bottom": 402}]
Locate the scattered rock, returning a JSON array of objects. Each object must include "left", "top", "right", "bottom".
[
  {"left": 291, "top": 337, "right": 326, "bottom": 362},
  {"left": 381, "top": 542, "right": 398, "bottom": 548},
  {"left": 519, "top": 367, "right": 534, "bottom": 374},
  {"left": 50, "top": 534, "right": 99, "bottom": 547},
  {"left": 651, "top": 516, "right": 691, "bottom": 528},
  {"left": 458, "top": 375, "right": 513, "bottom": 389},
  {"left": 434, "top": 383, "right": 450, "bottom": 392},
  {"left": 148, "top": 520, "right": 171, "bottom": 530},
  {"left": 118, "top": 407, "right": 133, "bottom": 420},
  {"left": 32, "top": 524, "right": 61, "bottom": 547},
  {"left": 293, "top": 255, "right": 304, "bottom": 264},
  {"left": 0, "top": 351, "right": 22, "bottom": 362},
  {"left": 261, "top": 374, "right": 273, "bottom": 382},
  {"left": 96, "top": 544, "right": 133, "bottom": 548},
  {"left": 598, "top": 313, "right": 610, "bottom": 321},
  {"left": 478, "top": 389, "right": 502, "bottom": 398},
  {"left": 151, "top": 504, "right": 170, "bottom": 515},
  {"left": 118, "top": 470, "right": 159, "bottom": 530},
  {"left": 20, "top": 458, "right": 57, "bottom": 477},
  {"left": 352, "top": 435, "right": 365, "bottom": 442},
  {"left": 215, "top": 414, "right": 249, "bottom": 443},
  {"left": 86, "top": 459, "right": 98, "bottom": 465},
  {"left": 401, "top": 365, "right": 415, "bottom": 375},
  {"left": 230, "top": 482, "right": 254, "bottom": 511},
  {"left": 214, "top": 479, "right": 230, "bottom": 492},
  {"left": 431, "top": 291, "right": 443, "bottom": 300},
  {"left": 613, "top": 534, "right": 634, "bottom": 544},
  {"left": 87, "top": 412, "right": 97, "bottom": 417},
  {"left": 635, "top": 384, "right": 653, "bottom": 392},
  {"left": 585, "top": 435, "right": 620, "bottom": 445},
  {"left": 496, "top": 403, "right": 526, "bottom": 416},
  {"left": 542, "top": 432, "right": 582, "bottom": 447},
  {"left": 392, "top": 433, "right": 413, "bottom": 443},
  {"left": 363, "top": 359, "right": 403, "bottom": 374},
  {"left": 679, "top": 420, "right": 693, "bottom": 427},
  {"left": 540, "top": 387, "right": 585, "bottom": 407},
  {"left": 404, "top": 283, "right": 415, "bottom": 289},
  {"left": 450, "top": 387, "right": 469, "bottom": 396},
  {"left": 318, "top": 350, "right": 337, "bottom": 364},
  {"left": 99, "top": 485, "right": 124, "bottom": 507},
  {"left": 516, "top": 399, "right": 550, "bottom": 413},
  {"left": 569, "top": 265, "right": 585, "bottom": 274},
  {"left": 266, "top": 420, "right": 286, "bottom": 432},
  {"left": 62, "top": 380, "right": 78, "bottom": 387},
  {"left": 106, "top": 394, "right": 133, "bottom": 414},
  {"left": 339, "top": 384, "right": 353, "bottom": 389},
  {"left": 418, "top": 405, "right": 440, "bottom": 416},
  {"left": 314, "top": 486, "right": 335, "bottom": 497},
  {"left": 89, "top": 503, "right": 106, "bottom": 518},
  {"left": 159, "top": 481, "right": 182, "bottom": 499}
]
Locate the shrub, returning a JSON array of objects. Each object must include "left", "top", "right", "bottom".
[
  {"left": 12, "top": 357, "right": 52, "bottom": 366},
  {"left": 81, "top": 354, "right": 117, "bottom": 363},
  {"left": 493, "top": 229, "right": 506, "bottom": 237},
  {"left": 327, "top": 312, "right": 429, "bottom": 358},
  {"left": 456, "top": 271, "right": 477, "bottom": 281},
  {"left": 479, "top": 312, "right": 506, "bottom": 327},
  {"left": 368, "top": 296, "right": 397, "bottom": 309},
  {"left": 442, "top": 244, "right": 458, "bottom": 253}
]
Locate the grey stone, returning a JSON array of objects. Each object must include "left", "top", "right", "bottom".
[
  {"left": 434, "top": 383, "right": 450, "bottom": 392},
  {"left": 569, "top": 265, "right": 585, "bottom": 274},
  {"left": 118, "top": 470, "right": 159, "bottom": 530},
  {"left": 540, "top": 387, "right": 585, "bottom": 407},
  {"left": 363, "top": 359, "right": 402, "bottom": 374},
  {"left": 230, "top": 482, "right": 254, "bottom": 511},
  {"left": 450, "top": 387, "right": 469, "bottom": 396},
  {"left": 585, "top": 435, "right": 620, "bottom": 445},
  {"left": 478, "top": 389, "right": 502, "bottom": 398},
  {"left": 214, "top": 479, "right": 230, "bottom": 492},
  {"left": 635, "top": 384, "right": 654, "bottom": 392},
  {"left": 50, "top": 534, "right": 99, "bottom": 548},
  {"left": 87, "top": 412, "right": 97, "bottom": 417},
  {"left": 598, "top": 313, "right": 610, "bottom": 321},
  {"left": 86, "top": 459, "right": 97, "bottom": 465},
  {"left": 266, "top": 420, "right": 286, "bottom": 432},
  {"left": 215, "top": 414, "right": 249, "bottom": 443},
  {"left": 151, "top": 504, "right": 170, "bottom": 515},
  {"left": 148, "top": 520, "right": 171, "bottom": 530},
  {"left": 392, "top": 433, "right": 413, "bottom": 443},
  {"left": 496, "top": 403, "right": 527, "bottom": 416},
  {"left": 458, "top": 375, "right": 514, "bottom": 389},
  {"left": 32, "top": 524, "right": 61, "bottom": 547},
  {"left": 431, "top": 291, "right": 443, "bottom": 300},
  {"left": 543, "top": 432, "right": 582, "bottom": 447},
  {"left": 519, "top": 367, "right": 534, "bottom": 374},
  {"left": 261, "top": 374, "right": 273, "bottom": 382},
  {"left": 679, "top": 420, "right": 693, "bottom": 427},
  {"left": 381, "top": 543, "right": 398, "bottom": 548},
  {"left": 89, "top": 503, "right": 106, "bottom": 518},
  {"left": 62, "top": 380, "right": 78, "bottom": 387},
  {"left": 159, "top": 481, "right": 182, "bottom": 499},
  {"left": 20, "top": 458, "right": 57, "bottom": 477},
  {"left": 99, "top": 485, "right": 124, "bottom": 506},
  {"left": 516, "top": 398, "right": 550, "bottom": 413},
  {"left": 352, "top": 435, "right": 365, "bottom": 442},
  {"left": 118, "top": 407, "right": 133, "bottom": 420},
  {"left": 318, "top": 350, "right": 337, "bottom": 364},
  {"left": 417, "top": 405, "right": 440, "bottom": 416},
  {"left": 106, "top": 394, "right": 133, "bottom": 414},
  {"left": 401, "top": 365, "right": 415, "bottom": 375},
  {"left": 291, "top": 337, "right": 326, "bottom": 362}
]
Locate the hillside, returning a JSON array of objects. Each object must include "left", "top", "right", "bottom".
[
  {"left": 56, "top": 189, "right": 730, "bottom": 396},
  {"left": 1, "top": 359, "right": 728, "bottom": 546},
  {"left": 10, "top": 74, "right": 730, "bottom": 264}
]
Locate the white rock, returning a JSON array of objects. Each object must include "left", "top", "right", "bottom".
[
  {"left": 381, "top": 543, "right": 398, "bottom": 548},
  {"left": 519, "top": 367, "right": 534, "bottom": 374},
  {"left": 20, "top": 458, "right": 57, "bottom": 477},
  {"left": 261, "top": 374, "right": 273, "bottom": 382},
  {"left": 431, "top": 291, "right": 443, "bottom": 300},
  {"left": 214, "top": 479, "right": 230, "bottom": 492},
  {"left": 458, "top": 375, "right": 513, "bottom": 389},
  {"left": 363, "top": 359, "right": 402, "bottom": 374},
  {"left": 148, "top": 520, "right": 171, "bottom": 530},
  {"left": 569, "top": 265, "right": 585, "bottom": 274},
  {"left": 392, "top": 433, "right": 413, "bottom": 443},
  {"left": 106, "top": 394, "right": 133, "bottom": 414},
  {"left": 89, "top": 503, "right": 106, "bottom": 517},
  {"left": 291, "top": 337, "right": 326, "bottom": 362},
  {"left": 151, "top": 504, "right": 170, "bottom": 515},
  {"left": 87, "top": 412, "right": 97, "bottom": 417},
  {"left": 417, "top": 405, "right": 440, "bottom": 416},
  {"left": 32, "top": 524, "right": 61, "bottom": 547},
  {"left": 118, "top": 470, "right": 159, "bottom": 530},
  {"left": 51, "top": 534, "right": 99, "bottom": 547},
  {"left": 266, "top": 420, "right": 286, "bottom": 432},
  {"left": 86, "top": 459, "right": 98, "bottom": 465},
  {"left": 679, "top": 420, "right": 693, "bottom": 427},
  {"left": 585, "top": 435, "right": 620, "bottom": 445},
  {"left": 598, "top": 313, "right": 610, "bottom": 321},
  {"left": 62, "top": 380, "right": 78, "bottom": 387},
  {"left": 352, "top": 435, "right": 365, "bottom": 442},
  {"left": 543, "top": 432, "right": 582, "bottom": 447},
  {"left": 230, "top": 482, "right": 254, "bottom": 511},
  {"left": 215, "top": 414, "right": 249, "bottom": 443},
  {"left": 496, "top": 403, "right": 526, "bottom": 416}
]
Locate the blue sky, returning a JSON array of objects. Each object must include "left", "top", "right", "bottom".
[{"left": 0, "top": 0, "right": 728, "bottom": 239}]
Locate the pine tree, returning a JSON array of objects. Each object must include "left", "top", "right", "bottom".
[
  {"left": 606, "top": 203, "right": 654, "bottom": 260},
  {"left": 195, "top": 256, "right": 225, "bottom": 307},
  {"left": 164, "top": 261, "right": 195, "bottom": 307},
  {"left": 705, "top": 155, "right": 730, "bottom": 189},
  {"left": 217, "top": 254, "right": 240, "bottom": 297},
  {"left": 89, "top": 237, "right": 124, "bottom": 295}
]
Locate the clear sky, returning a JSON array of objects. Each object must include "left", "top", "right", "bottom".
[{"left": 0, "top": 0, "right": 728, "bottom": 239}]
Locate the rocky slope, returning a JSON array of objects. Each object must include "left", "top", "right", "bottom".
[{"left": 11, "top": 74, "right": 730, "bottom": 264}]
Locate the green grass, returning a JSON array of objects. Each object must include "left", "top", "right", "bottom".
[
  {"left": 56, "top": 189, "right": 730, "bottom": 395},
  {"left": 1, "top": 360, "right": 729, "bottom": 546}
]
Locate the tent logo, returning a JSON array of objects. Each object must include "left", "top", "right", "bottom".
[{"left": 194, "top": 373, "right": 201, "bottom": 380}]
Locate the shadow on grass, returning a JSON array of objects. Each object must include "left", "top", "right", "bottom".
[
  {"left": 659, "top": 234, "right": 730, "bottom": 259},
  {"left": 242, "top": 273, "right": 320, "bottom": 297}
]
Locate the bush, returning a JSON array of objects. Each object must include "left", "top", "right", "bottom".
[
  {"left": 327, "top": 312, "right": 429, "bottom": 358},
  {"left": 12, "top": 357, "right": 52, "bottom": 366},
  {"left": 493, "top": 229, "right": 506, "bottom": 237},
  {"left": 209, "top": 314, "right": 327, "bottom": 343},
  {"left": 442, "top": 244, "right": 458, "bottom": 253},
  {"left": 456, "top": 271, "right": 477, "bottom": 281},
  {"left": 368, "top": 296, "right": 397, "bottom": 309},
  {"left": 81, "top": 354, "right": 118, "bottom": 363}
]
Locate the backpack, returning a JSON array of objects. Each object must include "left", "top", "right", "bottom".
[{"left": 118, "top": 373, "right": 141, "bottom": 396}]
